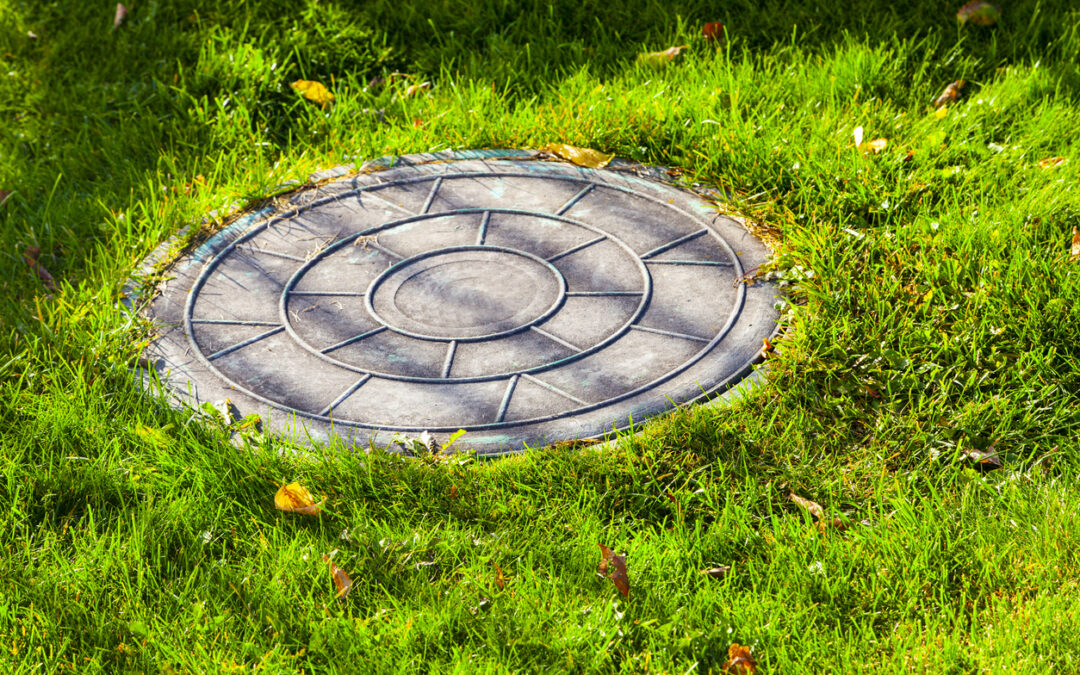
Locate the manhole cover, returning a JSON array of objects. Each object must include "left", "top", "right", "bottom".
[{"left": 140, "top": 149, "right": 779, "bottom": 455}]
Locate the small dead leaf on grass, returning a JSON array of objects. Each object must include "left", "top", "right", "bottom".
[
  {"left": 790, "top": 493, "right": 824, "bottom": 520},
  {"left": 636, "top": 45, "right": 689, "bottom": 68},
  {"left": 322, "top": 554, "right": 354, "bottom": 599},
  {"left": 24, "top": 246, "right": 56, "bottom": 291},
  {"left": 597, "top": 544, "right": 629, "bottom": 598},
  {"left": 701, "top": 565, "right": 731, "bottom": 579},
  {"left": 790, "top": 492, "right": 847, "bottom": 531},
  {"left": 540, "top": 143, "right": 613, "bottom": 169},
  {"left": 957, "top": 1, "right": 1001, "bottom": 25},
  {"left": 963, "top": 443, "right": 1003, "bottom": 473},
  {"left": 1039, "top": 156, "right": 1067, "bottom": 169},
  {"left": 184, "top": 174, "right": 205, "bottom": 195},
  {"left": 1070, "top": 226, "right": 1080, "bottom": 262},
  {"left": 401, "top": 82, "right": 432, "bottom": 99},
  {"left": 494, "top": 563, "right": 506, "bottom": 591},
  {"left": 291, "top": 80, "right": 334, "bottom": 107},
  {"left": 702, "top": 22, "right": 725, "bottom": 43},
  {"left": 859, "top": 137, "right": 889, "bottom": 155},
  {"left": 113, "top": 3, "right": 128, "bottom": 30},
  {"left": 760, "top": 337, "right": 775, "bottom": 358},
  {"left": 933, "top": 80, "right": 965, "bottom": 109},
  {"left": 722, "top": 644, "right": 758, "bottom": 673},
  {"left": 274, "top": 482, "right": 324, "bottom": 515}
]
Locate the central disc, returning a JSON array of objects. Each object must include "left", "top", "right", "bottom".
[{"left": 367, "top": 246, "right": 566, "bottom": 341}]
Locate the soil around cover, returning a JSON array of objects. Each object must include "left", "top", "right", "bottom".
[{"left": 139, "top": 149, "right": 779, "bottom": 455}]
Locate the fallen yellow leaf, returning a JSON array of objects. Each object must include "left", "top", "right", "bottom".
[
  {"left": 290, "top": 80, "right": 334, "bottom": 107},
  {"left": 636, "top": 45, "right": 689, "bottom": 68},
  {"left": 1071, "top": 226, "right": 1080, "bottom": 262},
  {"left": 541, "top": 143, "right": 614, "bottom": 169},
  {"left": 934, "top": 106, "right": 949, "bottom": 120},
  {"left": 1039, "top": 156, "right": 1067, "bottom": 169},
  {"left": 859, "top": 137, "right": 888, "bottom": 155},
  {"left": 722, "top": 644, "right": 758, "bottom": 673},
  {"left": 274, "top": 482, "right": 324, "bottom": 515}
]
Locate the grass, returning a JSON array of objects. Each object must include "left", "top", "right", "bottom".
[{"left": 2, "top": 0, "right": 1080, "bottom": 671}]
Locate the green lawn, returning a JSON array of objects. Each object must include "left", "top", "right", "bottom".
[{"left": 2, "top": 0, "right": 1080, "bottom": 672}]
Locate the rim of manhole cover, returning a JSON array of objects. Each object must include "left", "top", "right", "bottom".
[{"left": 133, "top": 149, "right": 780, "bottom": 456}]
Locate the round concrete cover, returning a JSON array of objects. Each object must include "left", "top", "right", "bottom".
[{"left": 142, "top": 150, "right": 779, "bottom": 455}]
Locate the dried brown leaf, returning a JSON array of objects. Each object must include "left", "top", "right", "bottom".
[
  {"left": 494, "top": 563, "right": 506, "bottom": 591},
  {"left": 274, "top": 482, "right": 324, "bottom": 515},
  {"left": 597, "top": 543, "right": 629, "bottom": 597},
  {"left": 702, "top": 22, "right": 725, "bottom": 43},
  {"left": 402, "top": 82, "right": 431, "bottom": 99},
  {"left": 933, "top": 80, "right": 965, "bottom": 109},
  {"left": 760, "top": 337, "right": 775, "bottom": 358},
  {"left": 541, "top": 143, "right": 613, "bottom": 169},
  {"left": 184, "top": 174, "right": 205, "bottom": 195},
  {"left": 723, "top": 644, "right": 758, "bottom": 673},
  {"left": 23, "top": 246, "right": 55, "bottom": 291},
  {"left": 1039, "top": 156, "right": 1067, "bottom": 169},
  {"left": 610, "top": 553, "right": 629, "bottom": 597},
  {"left": 790, "top": 493, "right": 825, "bottom": 520},
  {"left": 701, "top": 565, "right": 731, "bottom": 579},
  {"left": 1071, "top": 226, "right": 1080, "bottom": 262},
  {"left": 964, "top": 443, "right": 1003, "bottom": 473},
  {"left": 322, "top": 554, "right": 354, "bottom": 599},
  {"left": 597, "top": 543, "right": 613, "bottom": 577},
  {"left": 448, "top": 484, "right": 459, "bottom": 499}
]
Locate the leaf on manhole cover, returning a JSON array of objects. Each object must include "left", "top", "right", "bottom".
[
  {"left": 540, "top": 143, "right": 613, "bottom": 169},
  {"left": 933, "top": 80, "right": 965, "bottom": 109},
  {"left": 722, "top": 643, "right": 758, "bottom": 673},
  {"left": 957, "top": 1, "right": 1001, "bottom": 25},
  {"left": 275, "top": 482, "right": 324, "bottom": 515},
  {"left": 291, "top": 79, "right": 334, "bottom": 107},
  {"left": 597, "top": 544, "right": 629, "bottom": 597},
  {"left": 322, "top": 554, "right": 354, "bottom": 599}
]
